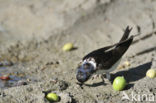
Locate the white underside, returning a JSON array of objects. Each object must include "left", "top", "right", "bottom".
[{"left": 95, "top": 59, "right": 121, "bottom": 74}]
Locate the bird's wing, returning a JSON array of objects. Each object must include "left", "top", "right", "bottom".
[
  {"left": 83, "top": 36, "right": 134, "bottom": 70},
  {"left": 100, "top": 36, "right": 133, "bottom": 70},
  {"left": 82, "top": 44, "right": 115, "bottom": 60}
]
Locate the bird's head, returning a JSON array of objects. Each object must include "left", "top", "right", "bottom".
[{"left": 76, "top": 60, "right": 96, "bottom": 83}]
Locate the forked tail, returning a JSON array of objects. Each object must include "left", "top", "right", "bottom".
[{"left": 119, "top": 26, "right": 132, "bottom": 42}]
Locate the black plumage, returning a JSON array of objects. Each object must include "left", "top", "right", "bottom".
[
  {"left": 83, "top": 26, "right": 133, "bottom": 71},
  {"left": 76, "top": 26, "right": 134, "bottom": 83}
]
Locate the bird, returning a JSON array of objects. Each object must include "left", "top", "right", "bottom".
[{"left": 76, "top": 26, "right": 135, "bottom": 84}]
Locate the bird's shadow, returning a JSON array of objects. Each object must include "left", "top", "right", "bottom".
[{"left": 85, "top": 61, "right": 152, "bottom": 89}]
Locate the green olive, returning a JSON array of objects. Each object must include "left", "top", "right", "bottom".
[
  {"left": 113, "top": 76, "right": 126, "bottom": 91},
  {"left": 62, "top": 43, "right": 73, "bottom": 51},
  {"left": 46, "top": 93, "right": 59, "bottom": 102},
  {"left": 146, "top": 69, "right": 156, "bottom": 78}
]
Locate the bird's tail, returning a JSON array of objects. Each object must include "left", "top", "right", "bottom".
[
  {"left": 119, "top": 26, "right": 132, "bottom": 42},
  {"left": 115, "top": 26, "right": 133, "bottom": 49}
]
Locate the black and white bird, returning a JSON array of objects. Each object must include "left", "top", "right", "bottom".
[{"left": 76, "top": 26, "right": 134, "bottom": 84}]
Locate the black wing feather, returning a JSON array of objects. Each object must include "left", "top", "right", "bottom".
[
  {"left": 82, "top": 45, "right": 115, "bottom": 60},
  {"left": 83, "top": 36, "right": 133, "bottom": 69},
  {"left": 83, "top": 26, "right": 133, "bottom": 70},
  {"left": 119, "top": 26, "right": 132, "bottom": 42},
  {"left": 100, "top": 36, "right": 133, "bottom": 70}
]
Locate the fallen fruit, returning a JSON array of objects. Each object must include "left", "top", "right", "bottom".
[
  {"left": 146, "top": 69, "right": 156, "bottom": 78},
  {"left": 124, "top": 61, "right": 130, "bottom": 67},
  {"left": 46, "top": 93, "right": 59, "bottom": 102},
  {"left": 113, "top": 76, "right": 126, "bottom": 91},
  {"left": 117, "top": 65, "right": 125, "bottom": 70},
  {"left": 62, "top": 43, "right": 73, "bottom": 51}
]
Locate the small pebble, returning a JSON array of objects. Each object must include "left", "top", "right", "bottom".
[
  {"left": 16, "top": 80, "right": 28, "bottom": 86},
  {"left": 58, "top": 80, "right": 68, "bottom": 91},
  {"left": 0, "top": 60, "right": 13, "bottom": 66}
]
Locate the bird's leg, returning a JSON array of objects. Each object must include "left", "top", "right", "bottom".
[
  {"left": 106, "top": 72, "right": 111, "bottom": 81},
  {"left": 100, "top": 74, "right": 106, "bottom": 84},
  {"left": 103, "top": 72, "right": 112, "bottom": 85},
  {"left": 91, "top": 74, "right": 100, "bottom": 80}
]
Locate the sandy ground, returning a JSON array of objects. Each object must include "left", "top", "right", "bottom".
[{"left": 0, "top": 0, "right": 156, "bottom": 103}]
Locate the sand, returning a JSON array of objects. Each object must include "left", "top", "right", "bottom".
[{"left": 0, "top": 0, "right": 156, "bottom": 103}]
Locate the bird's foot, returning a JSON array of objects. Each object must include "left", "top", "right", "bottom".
[
  {"left": 91, "top": 73, "right": 112, "bottom": 85},
  {"left": 91, "top": 74, "right": 100, "bottom": 80},
  {"left": 101, "top": 73, "right": 112, "bottom": 85}
]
